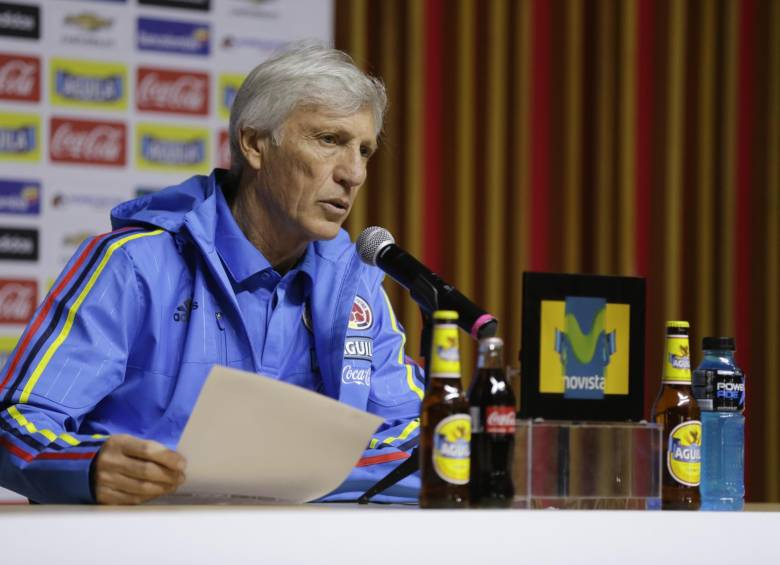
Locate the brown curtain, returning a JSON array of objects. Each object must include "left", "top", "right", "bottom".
[{"left": 335, "top": 0, "right": 780, "bottom": 502}]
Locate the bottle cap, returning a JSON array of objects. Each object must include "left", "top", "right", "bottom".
[
  {"left": 478, "top": 336, "right": 504, "bottom": 352},
  {"left": 433, "top": 310, "right": 458, "bottom": 321},
  {"left": 665, "top": 321, "right": 689, "bottom": 336},
  {"left": 702, "top": 336, "right": 736, "bottom": 351}
]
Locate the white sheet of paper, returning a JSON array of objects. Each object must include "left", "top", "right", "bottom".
[{"left": 171, "top": 365, "right": 383, "bottom": 504}]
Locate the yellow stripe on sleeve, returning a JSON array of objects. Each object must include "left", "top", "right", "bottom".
[
  {"left": 6, "top": 405, "right": 79, "bottom": 446},
  {"left": 376, "top": 418, "right": 420, "bottom": 448},
  {"left": 20, "top": 230, "right": 164, "bottom": 403},
  {"left": 380, "top": 288, "right": 424, "bottom": 400}
]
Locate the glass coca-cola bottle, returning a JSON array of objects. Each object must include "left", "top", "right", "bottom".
[{"left": 468, "top": 337, "right": 515, "bottom": 508}]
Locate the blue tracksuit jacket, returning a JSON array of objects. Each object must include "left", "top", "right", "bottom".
[{"left": 0, "top": 170, "right": 423, "bottom": 503}]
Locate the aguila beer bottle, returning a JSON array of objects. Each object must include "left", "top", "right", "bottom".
[
  {"left": 419, "top": 310, "right": 471, "bottom": 508},
  {"left": 468, "top": 337, "right": 515, "bottom": 508},
  {"left": 651, "top": 321, "right": 701, "bottom": 510}
]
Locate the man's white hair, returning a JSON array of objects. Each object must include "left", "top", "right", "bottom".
[{"left": 228, "top": 41, "right": 387, "bottom": 178}]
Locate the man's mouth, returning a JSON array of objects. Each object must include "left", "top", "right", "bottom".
[{"left": 320, "top": 199, "right": 349, "bottom": 213}]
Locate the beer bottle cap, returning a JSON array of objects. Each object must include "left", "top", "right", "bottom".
[
  {"left": 433, "top": 310, "right": 459, "bottom": 321},
  {"left": 666, "top": 321, "right": 689, "bottom": 336},
  {"left": 702, "top": 336, "right": 736, "bottom": 351}
]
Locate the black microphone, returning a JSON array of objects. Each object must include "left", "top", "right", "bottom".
[{"left": 356, "top": 226, "right": 497, "bottom": 340}]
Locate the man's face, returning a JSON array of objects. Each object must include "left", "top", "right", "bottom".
[{"left": 254, "top": 105, "right": 377, "bottom": 242}]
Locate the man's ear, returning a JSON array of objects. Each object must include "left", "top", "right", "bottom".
[{"left": 238, "top": 127, "right": 269, "bottom": 171}]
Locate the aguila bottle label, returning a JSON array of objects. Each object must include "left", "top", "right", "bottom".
[
  {"left": 663, "top": 332, "right": 692, "bottom": 383},
  {"left": 433, "top": 414, "right": 471, "bottom": 484},
  {"left": 430, "top": 321, "right": 460, "bottom": 378},
  {"left": 667, "top": 420, "right": 702, "bottom": 486}
]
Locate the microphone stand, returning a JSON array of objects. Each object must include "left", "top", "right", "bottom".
[{"left": 358, "top": 278, "right": 440, "bottom": 504}]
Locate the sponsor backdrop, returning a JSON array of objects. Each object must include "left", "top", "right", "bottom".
[
  {"left": 0, "top": 0, "right": 332, "bottom": 355},
  {"left": 0, "top": 0, "right": 331, "bottom": 502}
]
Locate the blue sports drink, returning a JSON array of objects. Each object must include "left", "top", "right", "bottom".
[{"left": 692, "top": 337, "right": 745, "bottom": 511}]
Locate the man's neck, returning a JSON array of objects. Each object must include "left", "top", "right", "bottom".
[{"left": 229, "top": 178, "right": 307, "bottom": 276}]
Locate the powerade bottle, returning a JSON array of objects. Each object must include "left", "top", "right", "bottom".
[{"left": 692, "top": 337, "right": 745, "bottom": 511}]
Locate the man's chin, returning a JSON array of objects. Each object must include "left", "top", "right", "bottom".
[{"left": 308, "top": 221, "right": 344, "bottom": 241}]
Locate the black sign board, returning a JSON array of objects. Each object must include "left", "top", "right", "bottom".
[
  {"left": 138, "top": 0, "right": 211, "bottom": 11},
  {"left": 519, "top": 272, "right": 645, "bottom": 421},
  {"left": 0, "top": 226, "right": 38, "bottom": 261},
  {"left": 0, "top": 2, "right": 40, "bottom": 40}
]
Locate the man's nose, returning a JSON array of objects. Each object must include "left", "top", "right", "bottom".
[{"left": 334, "top": 148, "right": 367, "bottom": 190}]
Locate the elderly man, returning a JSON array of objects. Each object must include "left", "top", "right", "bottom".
[{"left": 0, "top": 44, "right": 423, "bottom": 504}]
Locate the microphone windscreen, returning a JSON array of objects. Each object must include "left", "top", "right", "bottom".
[{"left": 356, "top": 226, "right": 394, "bottom": 266}]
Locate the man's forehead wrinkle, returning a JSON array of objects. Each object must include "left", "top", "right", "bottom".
[
  {"left": 293, "top": 118, "right": 377, "bottom": 148},
  {"left": 285, "top": 105, "right": 376, "bottom": 131}
]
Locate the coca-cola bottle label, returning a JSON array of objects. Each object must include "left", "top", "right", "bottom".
[
  {"left": 432, "top": 414, "right": 471, "bottom": 485},
  {"left": 485, "top": 406, "right": 515, "bottom": 434}
]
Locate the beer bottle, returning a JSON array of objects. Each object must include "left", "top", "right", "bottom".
[
  {"left": 651, "top": 321, "right": 702, "bottom": 510},
  {"left": 420, "top": 310, "right": 471, "bottom": 508},
  {"left": 468, "top": 337, "right": 515, "bottom": 508}
]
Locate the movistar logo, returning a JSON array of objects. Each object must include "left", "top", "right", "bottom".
[{"left": 554, "top": 297, "right": 616, "bottom": 399}]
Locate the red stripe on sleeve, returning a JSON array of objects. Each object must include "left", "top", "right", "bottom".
[
  {"left": 0, "top": 228, "right": 134, "bottom": 392},
  {"left": 0, "top": 437, "right": 97, "bottom": 463},
  {"left": 0, "top": 436, "right": 32, "bottom": 462},
  {"left": 356, "top": 451, "right": 410, "bottom": 467}
]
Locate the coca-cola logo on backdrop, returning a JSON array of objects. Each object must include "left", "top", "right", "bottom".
[
  {"left": 0, "top": 53, "right": 39, "bottom": 102},
  {"left": 0, "top": 279, "right": 37, "bottom": 324},
  {"left": 136, "top": 67, "right": 209, "bottom": 115},
  {"left": 49, "top": 117, "right": 126, "bottom": 167}
]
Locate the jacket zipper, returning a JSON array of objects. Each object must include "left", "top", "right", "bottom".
[{"left": 215, "top": 311, "right": 227, "bottom": 365}]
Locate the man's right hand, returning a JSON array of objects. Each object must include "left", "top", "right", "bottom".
[{"left": 92, "top": 434, "right": 187, "bottom": 505}]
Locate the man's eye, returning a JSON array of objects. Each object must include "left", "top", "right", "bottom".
[
  {"left": 360, "top": 146, "right": 373, "bottom": 158},
  {"left": 320, "top": 134, "right": 337, "bottom": 144}
]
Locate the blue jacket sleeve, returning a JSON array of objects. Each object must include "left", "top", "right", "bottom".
[
  {"left": 324, "top": 282, "right": 424, "bottom": 503},
  {"left": 0, "top": 230, "right": 144, "bottom": 503}
]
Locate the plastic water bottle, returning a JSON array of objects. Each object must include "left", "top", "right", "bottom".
[{"left": 692, "top": 337, "right": 745, "bottom": 511}]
